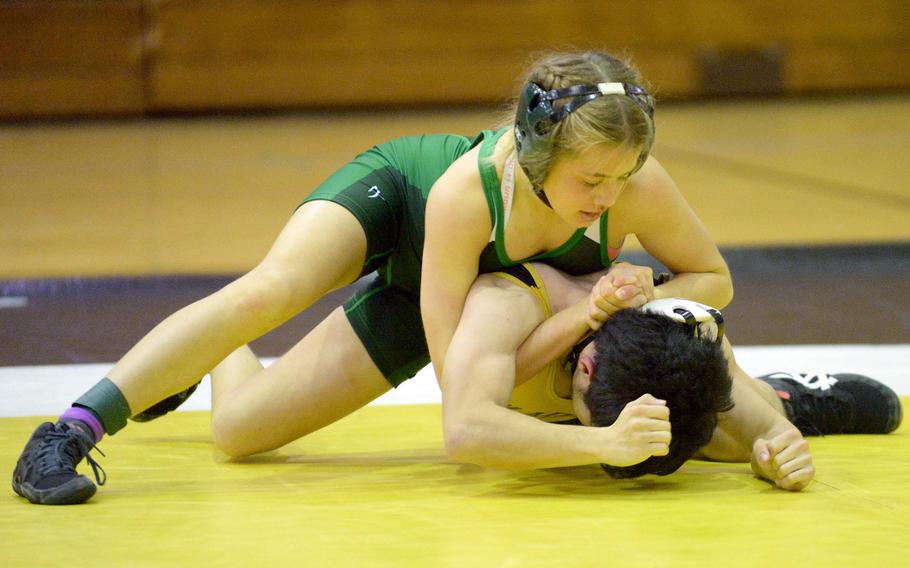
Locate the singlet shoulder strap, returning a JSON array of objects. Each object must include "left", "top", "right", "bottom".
[
  {"left": 475, "top": 128, "right": 511, "bottom": 240},
  {"left": 491, "top": 154, "right": 517, "bottom": 241},
  {"left": 583, "top": 210, "right": 624, "bottom": 264},
  {"left": 489, "top": 263, "right": 552, "bottom": 319}
]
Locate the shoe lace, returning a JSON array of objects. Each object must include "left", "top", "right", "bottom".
[
  {"left": 37, "top": 427, "right": 107, "bottom": 486},
  {"left": 771, "top": 371, "right": 839, "bottom": 391}
]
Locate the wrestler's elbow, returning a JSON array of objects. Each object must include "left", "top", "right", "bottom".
[
  {"left": 718, "top": 277, "right": 734, "bottom": 309},
  {"left": 714, "top": 267, "right": 734, "bottom": 308},
  {"left": 442, "top": 407, "right": 495, "bottom": 464},
  {"left": 443, "top": 420, "right": 470, "bottom": 461},
  {"left": 442, "top": 410, "right": 479, "bottom": 462}
]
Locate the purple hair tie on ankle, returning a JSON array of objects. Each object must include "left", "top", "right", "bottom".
[{"left": 60, "top": 407, "right": 104, "bottom": 443}]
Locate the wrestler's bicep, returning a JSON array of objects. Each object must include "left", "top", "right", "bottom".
[{"left": 441, "top": 280, "right": 544, "bottom": 408}]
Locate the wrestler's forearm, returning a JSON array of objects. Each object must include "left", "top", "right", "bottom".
[
  {"left": 702, "top": 362, "right": 796, "bottom": 462},
  {"left": 443, "top": 400, "right": 609, "bottom": 469},
  {"left": 653, "top": 269, "right": 733, "bottom": 309},
  {"left": 514, "top": 300, "right": 589, "bottom": 385}
]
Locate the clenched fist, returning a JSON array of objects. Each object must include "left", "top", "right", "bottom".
[{"left": 751, "top": 428, "right": 815, "bottom": 491}]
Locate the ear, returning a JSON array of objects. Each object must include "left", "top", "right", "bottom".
[
  {"left": 573, "top": 361, "right": 593, "bottom": 394},
  {"left": 578, "top": 355, "right": 595, "bottom": 383}
]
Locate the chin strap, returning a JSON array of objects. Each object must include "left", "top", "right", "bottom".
[
  {"left": 509, "top": 153, "right": 553, "bottom": 209},
  {"left": 533, "top": 186, "right": 552, "bottom": 208}
]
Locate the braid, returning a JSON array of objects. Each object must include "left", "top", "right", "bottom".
[{"left": 532, "top": 65, "right": 566, "bottom": 90}]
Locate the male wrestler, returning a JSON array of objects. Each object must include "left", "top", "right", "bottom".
[{"left": 440, "top": 262, "right": 902, "bottom": 490}]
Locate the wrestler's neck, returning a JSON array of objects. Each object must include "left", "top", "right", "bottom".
[
  {"left": 491, "top": 135, "right": 543, "bottom": 205},
  {"left": 553, "top": 366, "right": 573, "bottom": 399}
]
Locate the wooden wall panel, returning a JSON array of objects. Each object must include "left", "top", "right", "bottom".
[
  {"left": 627, "top": 1, "right": 906, "bottom": 45},
  {"left": 0, "top": 0, "right": 907, "bottom": 118},
  {"left": 146, "top": 0, "right": 596, "bottom": 108},
  {"left": 146, "top": 0, "right": 702, "bottom": 108},
  {"left": 788, "top": 46, "right": 910, "bottom": 91},
  {"left": 147, "top": 0, "right": 910, "bottom": 111},
  {"left": 0, "top": 1, "right": 146, "bottom": 118}
]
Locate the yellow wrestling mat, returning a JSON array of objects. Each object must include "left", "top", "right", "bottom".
[{"left": 2, "top": 401, "right": 908, "bottom": 567}]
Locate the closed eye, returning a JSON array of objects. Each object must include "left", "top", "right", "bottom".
[{"left": 582, "top": 176, "right": 629, "bottom": 188}]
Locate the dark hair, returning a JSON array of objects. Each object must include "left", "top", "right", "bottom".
[{"left": 584, "top": 309, "right": 733, "bottom": 478}]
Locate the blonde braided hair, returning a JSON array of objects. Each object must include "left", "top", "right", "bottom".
[{"left": 494, "top": 51, "right": 655, "bottom": 194}]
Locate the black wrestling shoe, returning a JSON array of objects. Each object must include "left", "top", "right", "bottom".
[
  {"left": 758, "top": 372, "right": 903, "bottom": 436},
  {"left": 12, "top": 422, "right": 106, "bottom": 505},
  {"left": 130, "top": 381, "right": 201, "bottom": 422}
]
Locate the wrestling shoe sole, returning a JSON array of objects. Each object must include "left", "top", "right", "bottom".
[{"left": 13, "top": 475, "right": 97, "bottom": 505}]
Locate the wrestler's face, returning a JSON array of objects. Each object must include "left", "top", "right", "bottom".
[
  {"left": 571, "top": 340, "right": 599, "bottom": 426},
  {"left": 542, "top": 143, "right": 641, "bottom": 228}
]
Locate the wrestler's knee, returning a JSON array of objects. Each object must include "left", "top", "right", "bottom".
[
  {"left": 221, "top": 265, "right": 299, "bottom": 330},
  {"left": 211, "top": 404, "right": 257, "bottom": 458}
]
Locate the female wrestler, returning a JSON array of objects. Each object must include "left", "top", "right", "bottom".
[{"left": 13, "top": 51, "right": 732, "bottom": 504}]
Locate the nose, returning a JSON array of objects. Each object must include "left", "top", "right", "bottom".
[{"left": 592, "top": 182, "right": 623, "bottom": 208}]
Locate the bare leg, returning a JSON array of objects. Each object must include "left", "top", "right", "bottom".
[
  {"left": 210, "top": 345, "right": 264, "bottom": 410},
  {"left": 107, "top": 201, "right": 367, "bottom": 415},
  {"left": 211, "top": 306, "right": 391, "bottom": 458}
]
